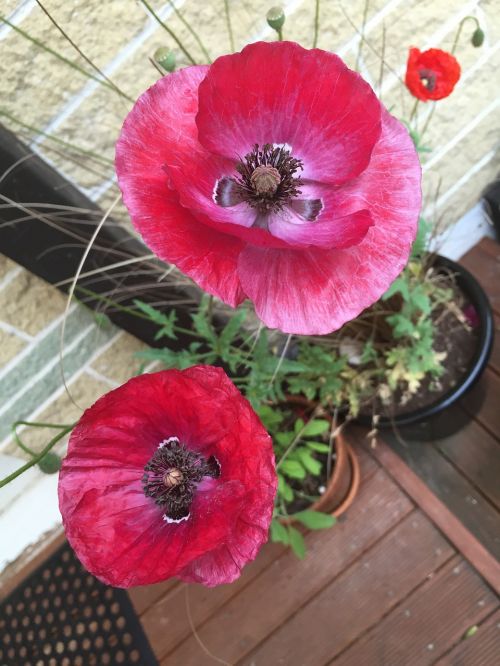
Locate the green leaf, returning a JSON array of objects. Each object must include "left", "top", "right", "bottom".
[
  {"left": 280, "top": 460, "right": 306, "bottom": 479},
  {"left": 288, "top": 526, "right": 306, "bottom": 559},
  {"left": 277, "top": 473, "right": 294, "bottom": 502},
  {"left": 307, "top": 441, "right": 331, "bottom": 453},
  {"left": 270, "top": 519, "right": 290, "bottom": 545},
  {"left": 296, "top": 449, "right": 322, "bottom": 476},
  {"left": 463, "top": 625, "right": 478, "bottom": 640},
  {"left": 382, "top": 276, "right": 409, "bottom": 301},
  {"left": 291, "top": 510, "right": 336, "bottom": 530},
  {"left": 191, "top": 296, "right": 217, "bottom": 344},
  {"left": 219, "top": 308, "right": 247, "bottom": 348},
  {"left": 133, "top": 300, "right": 177, "bottom": 340},
  {"left": 302, "top": 419, "right": 330, "bottom": 437}
]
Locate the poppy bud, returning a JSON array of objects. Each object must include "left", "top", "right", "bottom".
[
  {"left": 267, "top": 6, "right": 285, "bottom": 32},
  {"left": 38, "top": 452, "right": 62, "bottom": 474},
  {"left": 154, "top": 47, "right": 176, "bottom": 73},
  {"left": 471, "top": 27, "right": 484, "bottom": 47}
]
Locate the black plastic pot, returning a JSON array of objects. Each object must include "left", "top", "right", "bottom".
[{"left": 356, "top": 254, "right": 494, "bottom": 438}]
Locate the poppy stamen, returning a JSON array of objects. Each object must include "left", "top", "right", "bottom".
[{"left": 143, "top": 438, "right": 220, "bottom": 522}]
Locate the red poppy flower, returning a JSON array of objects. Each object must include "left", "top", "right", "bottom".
[
  {"left": 116, "top": 41, "right": 421, "bottom": 335},
  {"left": 58, "top": 366, "right": 276, "bottom": 588},
  {"left": 405, "top": 47, "right": 461, "bottom": 101}
]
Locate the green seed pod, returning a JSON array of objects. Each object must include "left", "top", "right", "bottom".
[
  {"left": 267, "top": 6, "right": 285, "bottom": 32},
  {"left": 471, "top": 27, "right": 484, "bottom": 47},
  {"left": 154, "top": 47, "right": 176, "bottom": 73},
  {"left": 38, "top": 452, "right": 62, "bottom": 475}
]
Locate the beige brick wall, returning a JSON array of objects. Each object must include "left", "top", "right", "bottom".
[{"left": 1, "top": 0, "right": 498, "bottom": 226}]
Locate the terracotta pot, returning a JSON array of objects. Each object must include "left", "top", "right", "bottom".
[
  {"left": 278, "top": 396, "right": 361, "bottom": 524},
  {"left": 308, "top": 431, "right": 361, "bottom": 518}
]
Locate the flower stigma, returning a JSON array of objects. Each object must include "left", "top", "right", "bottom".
[
  {"left": 143, "top": 436, "right": 220, "bottom": 522},
  {"left": 214, "top": 143, "right": 323, "bottom": 224}
]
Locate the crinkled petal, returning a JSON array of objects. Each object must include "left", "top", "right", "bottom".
[
  {"left": 58, "top": 367, "right": 276, "bottom": 587},
  {"left": 237, "top": 111, "right": 421, "bottom": 334},
  {"left": 196, "top": 41, "right": 382, "bottom": 185},
  {"left": 115, "top": 67, "right": 245, "bottom": 306}
]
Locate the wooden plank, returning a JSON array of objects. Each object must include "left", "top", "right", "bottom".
[
  {"left": 333, "top": 556, "right": 498, "bottom": 666},
  {"left": 462, "top": 368, "right": 500, "bottom": 441},
  {"left": 241, "top": 511, "right": 454, "bottom": 666},
  {"left": 436, "top": 419, "right": 500, "bottom": 509},
  {"left": 435, "top": 608, "right": 500, "bottom": 666},
  {"left": 142, "top": 539, "right": 284, "bottom": 660},
  {"left": 161, "top": 468, "right": 413, "bottom": 665},
  {"left": 384, "top": 433, "right": 500, "bottom": 559},
  {"left": 129, "top": 579, "right": 179, "bottom": 616},
  {"left": 368, "top": 437, "right": 500, "bottom": 593},
  {"left": 461, "top": 239, "right": 500, "bottom": 316}
]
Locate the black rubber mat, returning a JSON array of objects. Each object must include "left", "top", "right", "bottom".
[{"left": 0, "top": 542, "right": 158, "bottom": 666}]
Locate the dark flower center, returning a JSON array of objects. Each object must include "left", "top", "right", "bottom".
[
  {"left": 214, "top": 144, "right": 322, "bottom": 223},
  {"left": 419, "top": 68, "right": 437, "bottom": 92},
  {"left": 142, "top": 436, "right": 220, "bottom": 522}
]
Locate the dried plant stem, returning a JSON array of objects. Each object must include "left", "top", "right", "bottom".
[
  {"left": 355, "top": 0, "right": 370, "bottom": 71},
  {"left": 185, "top": 587, "right": 233, "bottom": 666},
  {"left": 312, "top": 0, "right": 320, "bottom": 48},
  {"left": 0, "top": 15, "right": 130, "bottom": 99},
  {"left": 167, "top": 0, "right": 211, "bottom": 62},
  {"left": 377, "top": 23, "right": 386, "bottom": 100},
  {"left": 139, "top": 0, "right": 197, "bottom": 65},
  {"left": 224, "top": 0, "right": 235, "bottom": 52},
  {"left": 60, "top": 194, "right": 121, "bottom": 409},
  {"left": 0, "top": 109, "right": 113, "bottom": 166},
  {"left": 34, "top": 0, "right": 132, "bottom": 102}
]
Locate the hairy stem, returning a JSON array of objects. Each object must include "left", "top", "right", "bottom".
[
  {"left": 0, "top": 424, "right": 75, "bottom": 488},
  {"left": 312, "top": 0, "right": 320, "bottom": 48},
  {"left": 224, "top": 0, "right": 235, "bottom": 52},
  {"left": 139, "top": 0, "right": 197, "bottom": 65},
  {"left": 167, "top": 0, "right": 212, "bottom": 62}
]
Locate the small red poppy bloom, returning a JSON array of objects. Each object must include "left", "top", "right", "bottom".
[
  {"left": 58, "top": 366, "right": 276, "bottom": 588},
  {"left": 405, "top": 47, "right": 461, "bottom": 101},
  {"left": 116, "top": 41, "right": 421, "bottom": 335}
]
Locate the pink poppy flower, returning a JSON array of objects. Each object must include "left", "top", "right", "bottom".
[
  {"left": 116, "top": 41, "right": 421, "bottom": 335},
  {"left": 58, "top": 366, "right": 276, "bottom": 588}
]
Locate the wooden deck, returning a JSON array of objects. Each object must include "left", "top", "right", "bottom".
[{"left": 130, "top": 238, "right": 500, "bottom": 665}]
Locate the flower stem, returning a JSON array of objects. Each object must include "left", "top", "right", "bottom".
[
  {"left": 420, "top": 104, "right": 436, "bottom": 140},
  {"left": 451, "top": 15, "right": 480, "bottom": 54},
  {"left": 312, "top": 0, "right": 320, "bottom": 48},
  {"left": 409, "top": 98, "right": 420, "bottom": 125},
  {"left": 167, "top": 0, "right": 212, "bottom": 63},
  {"left": 0, "top": 424, "right": 75, "bottom": 488},
  {"left": 277, "top": 27, "right": 283, "bottom": 41},
  {"left": 139, "top": 0, "right": 197, "bottom": 65},
  {"left": 224, "top": 0, "right": 235, "bottom": 52}
]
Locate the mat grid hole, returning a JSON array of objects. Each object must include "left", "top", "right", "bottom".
[{"left": 0, "top": 545, "right": 151, "bottom": 665}]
